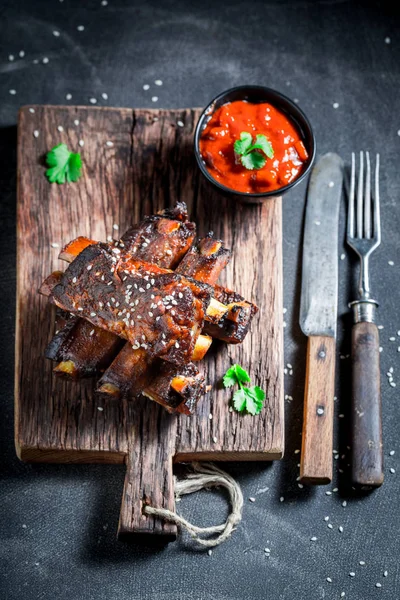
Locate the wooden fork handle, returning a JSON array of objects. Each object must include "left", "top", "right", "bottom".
[
  {"left": 300, "top": 335, "right": 335, "bottom": 485},
  {"left": 351, "top": 321, "right": 384, "bottom": 488}
]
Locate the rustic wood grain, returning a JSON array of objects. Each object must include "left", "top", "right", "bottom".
[
  {"left": 300, "top": 335, "right": 335, "bottom": 485},
  {"left": 16, "top": 105, "right": 284, "bottom": 538},
  {"left": 351, "top": 321, "right": 383, "bottom": 488}
]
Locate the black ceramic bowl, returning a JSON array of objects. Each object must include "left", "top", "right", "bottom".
[{"left": 194, "top": 85, "right": 316, "bottom": 203}]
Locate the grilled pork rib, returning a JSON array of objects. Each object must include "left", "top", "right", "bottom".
[
  {"left": 48, "top": 204, "right": 197, "bottom": 376},
  {"left": 40, "top": 203, "right": 258, "bottom": 415},
  {"left": 97, "top": 234, "right": 232, "bottom": 408},
  {"left": 51, "top": 245, "right": 212, "bottom": 365}
]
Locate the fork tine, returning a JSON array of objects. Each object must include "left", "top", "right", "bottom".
[
  {"left": 364, "top": 151, "right": 371, "bottom": 238},
  {"left": 357, "top": 151, "right": 364, "bottom": 238},
  {"left": 373, "top": 153, "right": 381, "bottom": 244},
  {"left": 348, "top": 152, "right": 356, "bottom": 238}
]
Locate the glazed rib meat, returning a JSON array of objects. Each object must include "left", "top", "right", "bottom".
[
  {"left": 51, "top": 244, "right": 212, "bottom": 365},
  {"left": 46, "top": 204, "right": 197, "bottom": 376},
  {"left": 97, "top": 233, "right": 231, "bottom": 405},
  {"left": 40, "top": 202, "right": 259, "bottom": 415}
]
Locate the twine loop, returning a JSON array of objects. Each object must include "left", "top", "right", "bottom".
[{"left": 143, "top": 462, "right": 243, "bottom": 548}]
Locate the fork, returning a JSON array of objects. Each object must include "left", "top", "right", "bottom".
[{"left": 347, "top": 151, "right": 383, "bottom": 488}]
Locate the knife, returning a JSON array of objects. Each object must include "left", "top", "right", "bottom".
[{"left": 299, "top": 153, "right": 344, "bottom": 485}]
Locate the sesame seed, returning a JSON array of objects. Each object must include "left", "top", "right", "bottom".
[
  {"left": 53, "top": 30, "right": 60, "bottom": 37},
  {"left": 385, "top": 36, "right": 391, "bottom": 44},
  {"left": 389, "top": 336, "right": 396, "bottom": 341},
  {"left": 175, "top": 341, "right": 179, "bottom": 348},
  {"left": 249, "top": 497, "right": 256, "bottom": 503},
  {"left": 328, "top": 523, "right": 333, "bottom": 529},
  {"left": 339, "top": 526, "right": 344, "bottom": 532},
  {"left": 324, "top": 516, "right": 329, "bottom": 521},
  {"left": 42, "top": 57, "right": 49, "bottom": 64},
  {"left": 359, "top": 561, "right": 366, "bottom": 565},
  {"left": 65, "top": 93, "right": 72, "bottom": 100},
  {"left": 90, "top": 312, "right": 96, "bottom": 317},
  {"left": 89, "top": 97, "right": 97, "bottom": 104},
  {"left": 376, "top": 583, "right": 382, "bottom": 588},
  {"left": 333, "top": 102, "right": 339, "bottom": 109},
  {"left": 29, "top": 108, "right": 35, "bottom": 113},
  {"left": 177, "top": 120, "right": 184, "bottom": 127},
  {"left": 325, "top": 491, "right": 332, "bottom": 496},
  {"left": 112, "top": 247, "right": 121, "bottom": 254},
  {"left": 151, "top": 96, "right": 158, "bottom": 102},
  {"left": 340, "top": 253, "right": 346, "bottom": 260},
  {"left": 9, "top": 54, "right": 14, "bottom": 61},
  {"left": 279, "top": 496, "right": 284, "bottom": 502},
  {"left": 383, "top": 571, "right": 388, "bottom": 577},
  {"left": 77, "top": 25, "right": 85, "bottom": 31},
  {"left": 102, "top": 92, "right": 108, "bottom": 99},
  {"left": 349, "top": 572, "right": 355, "bottom": 577},
  {"left": 33, "top": 130, "right": 39, "bottom": 138},
  {"left": 97, "top": 406, "right": 103, "bottom": 411},
  {"left": 78, "top": 307, "right": 83, "bottom": 311},
  {"left": 342, "top": 501, "right": 347, "bottom": 507},
  {"left": 390, "top": 467, "right": 395, "bottom": 474},
  {"left": 106, "top": 141, "right": 114, "bottom": 147},
  {"left": 89, "top": 329, "right": 95, "bottom": 336},
  {"left": 389, "top": 450, "right": 395, "bottom": 456},
  {"left": 341, "top": 594, "right": 345, "bottom": 598},
  {"left": 154, "top": 79, "right": 163, "bottom": 86},
  {"left": 388, "top": 260, "right": 394, "bottom": 266},
  {"left": 50, "top": 242, "right": 59, "bottom": 248},
  {"left": 310, "top": 536, "right": 317, "bottom": 541},
  {"left": 9, "top": 89, "right": 17, "bottom": 95},
  {"left": 143, "top": 84, "right": 150, "bottom": 90},
  {"left": 326, "top": 577, "right": 332, "bottom": 583},
  {"left": 79, "top": 139, "right": 84, "bottom": 147},
  {"left": 74, "top": 119, "right": 80, "bottom": 126}
]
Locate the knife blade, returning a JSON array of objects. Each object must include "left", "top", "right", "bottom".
[{"left": 299, "top": 152, "right": 344, "bottom": 485}]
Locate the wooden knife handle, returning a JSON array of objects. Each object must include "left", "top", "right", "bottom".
[
  {"left": 300, "top": 335, "right": 335, "bottom": 484},
  {"left": 351, "top": 321, "right": 384, "bottom": 488}
]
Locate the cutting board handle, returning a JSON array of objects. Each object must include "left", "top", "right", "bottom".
[
  {"left": 300, "top": 335, "right": 335, "bottom": 484},
  {"left": 117, "top": 442, "right": 177, "bottom": 542}
]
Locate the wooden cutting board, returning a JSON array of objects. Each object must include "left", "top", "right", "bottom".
[{"left": 15, "top": 105, "right": 284, "bottom": 541}]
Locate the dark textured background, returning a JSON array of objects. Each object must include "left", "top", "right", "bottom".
[{"left": 1, "top": 1, "right": 399, "bottom": 599}]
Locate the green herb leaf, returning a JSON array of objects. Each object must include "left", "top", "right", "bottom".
[
  {"left": 240, "top": 152, "right": 266, "bottom": 170},
  {"left": 46, "top": 143, "right": 82, "bottom": 184},
  {"left": 244, "top": 386, "right": 265, "bottom": 415},
  {"left": 233, "top": 131, "right": 252, "bottom": 155},
  {"left": 233, "top": 389, "right": 247, "bottom": 412},
  {"left": 251, "top": 134, "right": 274, "bottom": 159},
  {"left": 222, "top": 364, "right": 265, "bottom": 415},
  {"left": 223, "top": 364, "right": 251, "bottom": 387},
  {"left": 233, "top": 132, "right": 274, "bottom": 171}
]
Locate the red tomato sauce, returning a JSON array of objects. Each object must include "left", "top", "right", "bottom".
[{"left": 199, "top": 100, "right": 309, "bottom": 194}]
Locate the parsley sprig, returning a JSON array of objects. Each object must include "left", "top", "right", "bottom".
[
  {"left": 46, "top": 143, "right": 82, "bottom": 184},
  {"left": 234, "top": 132, "right": 274, "bottom": 170},
  {"left": 223, "top": 364, "right": 265, "bottom": 415}
]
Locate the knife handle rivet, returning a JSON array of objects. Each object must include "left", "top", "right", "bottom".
[
  {"left": 318, "top": 350, "right": 326, "bottom": 359},
  {"left": 316, "top": 406, "right": 325, "bottom": 416}
]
